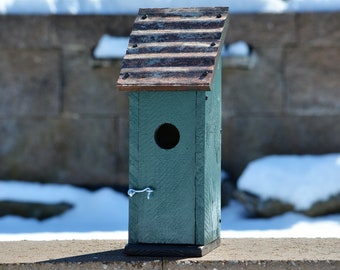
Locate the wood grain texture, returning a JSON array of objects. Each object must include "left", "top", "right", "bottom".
[
  {"left": 128, "top": 92, "right": 139, "bottom": 243},
  {"left": 117, "top": 7, "right": 229, "bottom": 91},
  {"left": 130, "top": 91, "right": 197, "bottom": 244},
  {"left": 204, "top": 59, "right": 222, "bottom": 244},
  {"left": 127, "top": 63, "right": 223, "bottom": 246},
  {"left": 195, "top": 59, "right": 222, "bottom": 245}
]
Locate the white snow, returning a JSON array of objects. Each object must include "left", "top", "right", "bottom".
[
  {"left": 227, "top": 0, "right": 287, "bottom": 13},
  {"left": 222, "top": 41, "right": 250, "bottom": 58},
  {"left": 1, "top": 153, "right": 340, "bottom": 242},
  {"left": 221, "top": 200, "right": 340, "bottom": 238},
  {"left": 0, "top": 181, "right": 128, "bottom": 234},
  {"left": 238, "top": 154, "right": 340, "bottom": 210},
  {"left": 285, "top": 0, "right": 340, "bottom": 12},
  {"left": 1, "top": 0, "right": 340, "bottom": 14},
  {"left": 93, "top": 35, "right": 129, "bottom": 59}
]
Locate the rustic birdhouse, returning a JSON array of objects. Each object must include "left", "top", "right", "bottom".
[{"left": 117, "top": 7, "right": 229, "bottom": 257}]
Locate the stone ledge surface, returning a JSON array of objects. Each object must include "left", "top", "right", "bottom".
[{"left": 0, "top": 238, "right": 339, "bottom": 269}]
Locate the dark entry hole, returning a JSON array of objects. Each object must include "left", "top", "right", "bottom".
[{"left": 154, "top": 123, "right": 180, "bottom": 150}]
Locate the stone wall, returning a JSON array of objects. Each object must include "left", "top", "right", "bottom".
[
  {"left": 0, "top": 13, "right": 339, "bottom": 186},
  {"left": 223, "top": 12, "right": 340, "bottom": 181}
]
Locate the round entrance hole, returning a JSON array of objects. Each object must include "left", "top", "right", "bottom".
[{"left": 154, "top": 123, "right": 180, "bottom": 150}]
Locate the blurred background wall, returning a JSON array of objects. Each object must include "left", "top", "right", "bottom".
[{"left": 0, "top": 13, "right": 340, "bottom": 187}]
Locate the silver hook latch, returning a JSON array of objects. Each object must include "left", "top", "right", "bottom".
[{"left": 127, "top": 187, "right": 154, "bottom": 200}]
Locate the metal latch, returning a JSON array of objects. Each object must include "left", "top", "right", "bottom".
[{"left": 127, "top": 187, "right": 154, "bottom": 200}]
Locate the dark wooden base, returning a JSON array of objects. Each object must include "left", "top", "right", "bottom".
[{"left": 124, "top": 238, "right": 220, "bottom": 257}]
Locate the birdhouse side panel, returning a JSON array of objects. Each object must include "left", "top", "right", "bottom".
[
  {"left": 195, "top": 60, "right": 222, "bottom": 245},
  {"left": 203, "top": 60, "right": 222, "bottom": 243}
]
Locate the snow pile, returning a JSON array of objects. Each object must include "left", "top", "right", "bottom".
[
  {"left": 0, "top": 154, "right": 339, "bottom": 240},
  {"left": 238, "top": 154, "right": 340, "bottom": 210},
  {"left": 1, "top": 0, "right": 340, "bottom": 14},
  {"left": 0, "top": 181, "right": 128, "bottom": 233},
  {"left": 221, "top": 200, "right": 340, "bottom": 238}
]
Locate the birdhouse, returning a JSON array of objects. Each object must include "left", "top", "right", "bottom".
[{"left": 117, "top": 7, "right": 229, "bottom": 257}]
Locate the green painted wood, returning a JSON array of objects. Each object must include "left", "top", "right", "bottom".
[
  {"left": 195, "top": 90, "right": 207, "bottom": 245},
  {"left": 128, "top": 92, "right": 140, "bottom": 243},
  {"left": 128, "top": 61, "right": 222, "bottom": 246},
  {"left": 123, "top": 6, "right": 228, "bottom": 254},
  {"left": 130, "top": 91, "right": 197, "bottom": 245},
  {"left": 195, "top": 58, "right": 222, "bottom": 245}
]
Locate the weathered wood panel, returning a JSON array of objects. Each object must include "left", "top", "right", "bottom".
[
  {"left": 196, "top": 59, "right": 222, "bottom": 245},
  {"left": 134, "top": 91, "right": 197, "bottom": 244},
  {"left": 117, "top": 7, "right": 229, "bottom": 91}
]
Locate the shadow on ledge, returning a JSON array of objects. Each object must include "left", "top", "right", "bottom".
[{"left": 40, "top": 248, "right": 162, "bottom": 264}]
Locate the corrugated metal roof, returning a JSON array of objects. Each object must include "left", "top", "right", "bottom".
[{"left": 117, "top": 7, "right": 229, "bottom": 91}]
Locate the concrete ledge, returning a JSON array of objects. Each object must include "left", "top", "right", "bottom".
[{"left": 0, "top": 238, "right": 339, "bottom": 269}]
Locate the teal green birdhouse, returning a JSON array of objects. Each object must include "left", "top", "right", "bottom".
[{"left": 117, "top": 7, "right": 229, "bottom": 257}]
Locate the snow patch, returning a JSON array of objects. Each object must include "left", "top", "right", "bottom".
[
  {"left": 286, "top": 0, "right": 340, "bottom": 12},
  {"left": 222, "top": 41, "right": 250, "bottom": 57},
  {"left": 0, "top": 181, "right": 128, "bottom": 233},
  {"left": 238, "top": 154, "right": 340, "bottom": 210},
  {"left": 93, "top": 35, "right": 129, "bottom": 59},
  {"left": 1, "top": 154, "right": 340, "bottom": 240}
]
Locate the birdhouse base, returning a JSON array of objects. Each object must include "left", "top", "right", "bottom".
[{"left": 124, "top": 238, "right": 220, "bottom": 257}]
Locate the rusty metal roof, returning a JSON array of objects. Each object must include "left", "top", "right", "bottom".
[{"left": 117, "top": 7, "right": 229, "bottom": 91}]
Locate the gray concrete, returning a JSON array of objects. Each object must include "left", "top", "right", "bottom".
[{"left": 0, "top": 239, "right": 339, "bottom": 269}]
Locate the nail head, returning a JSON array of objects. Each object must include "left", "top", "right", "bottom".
[{"left": 122, "top": 73, "right": 130, "bottom": 80}]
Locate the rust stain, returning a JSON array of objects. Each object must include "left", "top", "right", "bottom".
[{"left": 117, "top": 7, "right": 229, "bottom": 91}]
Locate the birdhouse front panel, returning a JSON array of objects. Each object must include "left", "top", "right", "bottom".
[{"left": 129, "top": 91, "right": 197, "bottom": 244}]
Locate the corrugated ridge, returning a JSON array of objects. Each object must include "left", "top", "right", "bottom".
[{"left": 117, "top": 7, "right": 229, "bottom": 91}]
